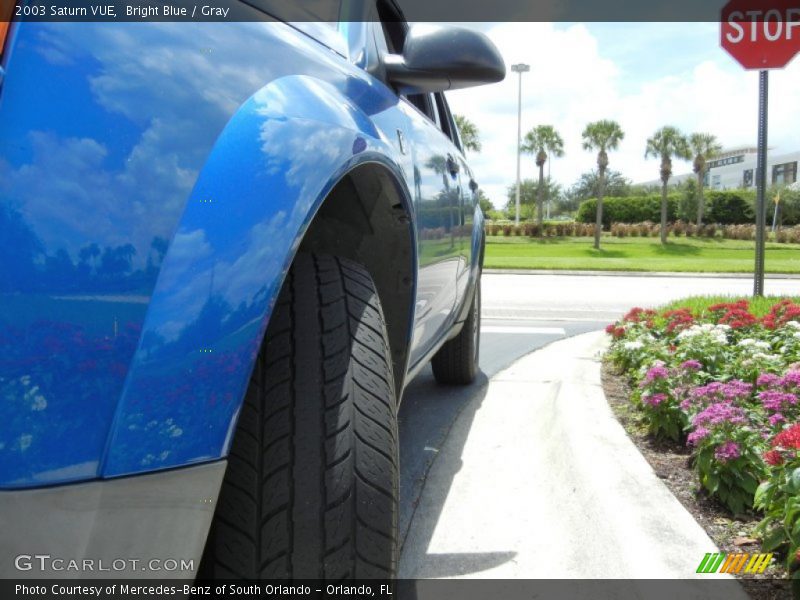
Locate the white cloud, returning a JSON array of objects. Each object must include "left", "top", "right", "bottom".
[{"left": 447, "top": 23, "right": 800, "bottom": 208}]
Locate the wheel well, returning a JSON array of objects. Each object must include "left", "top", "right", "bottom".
[{"left": 299, "top": 163, "right": 414, "bottom": 397}]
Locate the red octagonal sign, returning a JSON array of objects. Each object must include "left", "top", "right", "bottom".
[{"left": 721, "top": 0, "right": 800, "bottom": 69}]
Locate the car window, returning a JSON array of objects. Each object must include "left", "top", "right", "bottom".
[
  {"left": 434, "top": 93, "right": 461, "bottom": 150},
  {"left": 376, "top": 1, "right": 405, "bottom": 53},
  {"left": 370, "top": 4, "right": 439, "bottom": 125},
  {"left": 405, "top": 94, "right": 438, "bottom": 125}
]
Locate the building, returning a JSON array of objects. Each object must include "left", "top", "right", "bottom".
[
  {"left": 705, "top": 147, "right": 798, "bottom": 190},
  {"left": 638, "top": 147, "right": 799, "bottom": 190}
]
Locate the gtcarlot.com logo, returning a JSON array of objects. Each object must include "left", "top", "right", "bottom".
[{"left": 14, "top": 554, "right": 195, "bottom": 572}]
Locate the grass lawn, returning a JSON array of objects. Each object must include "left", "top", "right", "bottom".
[
  {"left": 484, "top": 235, "right": 800, "bottom": 273},
  {"left": 658, "top": 295, "right": 800, "bottom": 317}
]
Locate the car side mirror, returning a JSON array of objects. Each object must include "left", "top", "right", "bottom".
[{"left": 384, "top": 24, "right": 505, "bottom": 95}]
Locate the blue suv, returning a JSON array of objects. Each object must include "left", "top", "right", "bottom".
[{"left": 0, "top": 0, "right": 504, "bottom": 580}]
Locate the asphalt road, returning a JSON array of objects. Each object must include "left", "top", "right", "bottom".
[{"left": 397, "top": 272, "right": 799, "bottom": 555}]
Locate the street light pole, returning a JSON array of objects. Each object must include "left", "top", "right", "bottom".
[{"left": 511, "top": 63, "right": 529, "bottom": 226}]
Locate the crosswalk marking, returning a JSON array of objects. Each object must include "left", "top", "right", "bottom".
[{"left": 481, "top": 326, "right": 566, "bottom": 335}]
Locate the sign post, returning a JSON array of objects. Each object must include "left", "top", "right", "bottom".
[
  {"left": 720, "top": 2, "right": 800, "bottom": 296},
  {"left": 754, "top": 70, "right": 767, "bottom": 296}
]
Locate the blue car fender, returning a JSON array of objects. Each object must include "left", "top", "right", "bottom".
[{"left": 101, "top": 74, "right": 417, "bottom": 478}]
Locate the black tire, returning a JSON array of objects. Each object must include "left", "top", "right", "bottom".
[
  {"left": 431, "top": 276, "right": 481, "bottom": 385},
  {"left": 199, "top": 254, "right": 398, "bottom": 580}
]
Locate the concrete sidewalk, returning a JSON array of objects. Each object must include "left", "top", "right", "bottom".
[{"left": 399, "top": 332, "right": 747, "bottom": 590}]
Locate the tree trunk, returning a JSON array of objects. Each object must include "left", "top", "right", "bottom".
[
  {"left": 660, "top": 182, "right": 668, "bottom": 244},
  {"left": 537, "top": 162, "right": 545, "bottom": 231},
  {"left": 696, "top": 172, "right": 705, "bottom": 228},
  {"left": 594, "top": 167, "right": 605, "bottom": 250}
]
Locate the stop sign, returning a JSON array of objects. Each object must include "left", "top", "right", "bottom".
[{"left": 721, "top": 0, "right": 800, "bottom": 69}]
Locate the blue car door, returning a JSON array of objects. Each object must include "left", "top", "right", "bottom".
[
  {"left": 434, "top": 92, "right": 474, "bottom": 309},
  {"left": 398, "top": 94, "right": 462, "bottom": 365},
  {"left": 364, "top": 15, "right": 462, "bottom": 366}
]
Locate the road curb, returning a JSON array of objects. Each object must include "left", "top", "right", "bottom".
[
  {"left": 400, "top": 331, "right": 746, "bottom": 586},
  {"left": 484, "top": 268, "right": 800, "bottom": 280}
]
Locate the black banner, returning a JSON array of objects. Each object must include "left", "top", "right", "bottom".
[
  {"left": 4, "top": 0, "right": 733, "bottom": 23},
  {"left": 0, "top": 579, "right": 789, "bottom": 600}
]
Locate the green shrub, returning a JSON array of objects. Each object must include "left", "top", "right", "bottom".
[
  {"left": 706, "top": 190, "right": 755, "bottom": 224},
  {"left": 776, "top": 188, "right": 800, "bottom": 226},
  {"left": 577, "top": 194, "right": 680, "bottom": 227}
]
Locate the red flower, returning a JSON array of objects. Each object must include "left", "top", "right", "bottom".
[
  {"left": 763, "top": 300, "right": 800, "bottom": 329},
  {"left": 623, "top": 307, "right": 657, "bottom": 323},
  {"left": 663, "top": 308, "right": 694, "bottom": 334},
  {"left": 772, "top": 424, "right": 800, "bottom": 450},
  {"left": 709, "top": 300, "right": 749, "bottom": 313},
  {"left": 605, "top": 324, "right": 626, "bottom": 339},
  {"left": 623, "top": 307, "right": 645, "bottom": 322},
  {"left": 718, "top": 308, "right": 757, "bottom": 329},
  {"left": 764, "top": 450, "right": 784, "bottom": 466}
]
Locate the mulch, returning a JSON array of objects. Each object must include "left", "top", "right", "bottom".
[{"left": 601, "top": 359, "right": 792, "bottom": 600}]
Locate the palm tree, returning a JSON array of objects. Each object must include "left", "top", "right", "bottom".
[
  {"left": 689, "top": 133, "right": 722, "bottom": 227},
  {"left": 454, "top": 114, "right": 481, "bottom": 153},
  {"left": 645, "top": 126, "right": 691, "bottom": 244},
  {"left": 521, "top": 125, "right": 564, "bottom": 227},
  {"left": 582, "top": 120, "right": 625, "bottom": 250}
]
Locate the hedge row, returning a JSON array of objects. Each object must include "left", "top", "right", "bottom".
[
  {"left": 577, "top": 191, "right": 756, "bottom": 226},
  {"left": 485, "top": 222, "right": 800, "bottom": 244}
]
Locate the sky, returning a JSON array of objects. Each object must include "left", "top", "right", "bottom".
[{"left": 446, "top": 23, "right": 800, "bottom": 209}]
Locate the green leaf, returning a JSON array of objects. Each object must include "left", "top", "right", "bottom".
[
  {"left": 740, "top": 475, "right": 759, "bottom": 495},
  {"left": 755, "top": 481, "right": 773, "bottom": 508},
  {"left": 790, "top": 468, "right": 800, "bottom": 494},
  {"left": 762, "top": 527, "right": 788, "bottom": 552}
]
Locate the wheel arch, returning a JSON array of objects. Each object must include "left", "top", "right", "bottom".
[{"left": 299, "top": 161, "right": 416, "bottom": 398}]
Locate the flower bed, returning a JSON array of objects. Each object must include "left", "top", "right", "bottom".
[{"left": 606, "top": 298, "right": 800, "bottom": 573}]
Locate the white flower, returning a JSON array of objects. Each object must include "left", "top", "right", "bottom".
[
  {"left": 738, "top": 338, "right": 756, "bottom": 346},
  {"left": 786, "top": 321, "right": 800, "bottom": 329},
  {"left": 623, "top": 341, "right": 644, "bottom": 350}
]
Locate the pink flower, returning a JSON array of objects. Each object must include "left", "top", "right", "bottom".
[
  {"left": 757, "top": 373, "right": 780, "bottom": 388},
  {"left": 643, "top": 393, "right": 667, "bottom": 406},
  {"left": 687, "top": 427, "right": 710, "bottom": 446},
  {"left": 681, "top": 360, "right": 702, "bottom": 371},
  {"left": 693, "top": 403, "right": 747, "bottom": 427},
  {"left": 769, "top": 413, "right": 785, "bottom": 426},
  {"left": 759, "top": 390, "right": 798, "bottom": 412},
  {"left": 643, "top": 365, "right": 669, "bottom": 384},
  {"left": 781, "top": 371, "right": 800, "bottom": 389},
  {"left": 714, "top": 441, "right": 741, "bottom": 462}
]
